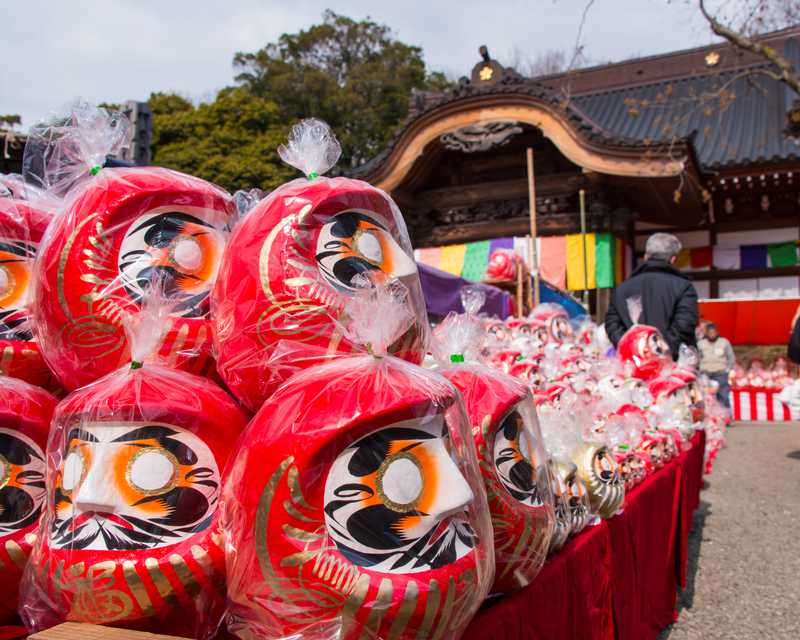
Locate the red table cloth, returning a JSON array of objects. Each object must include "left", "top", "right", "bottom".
[
  {"left": 676, "top": 430, "right": 706, "bottom": 589},
  {"left": 464, "top": 522, "right": 614, "bottom": 640},
  {"left": 464, "top": 430, "right": 705, "bottom": 640},
  {"left": 608, "top": 459, "right": 681, "bottom": 640}
]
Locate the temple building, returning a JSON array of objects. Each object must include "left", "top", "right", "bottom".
[{"left": 354, "top": 27, "right": 800, "bottom": 316}]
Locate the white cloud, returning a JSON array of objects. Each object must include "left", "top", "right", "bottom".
[{"left": 2, "top": 0, "right": 716, "bottom": 129}]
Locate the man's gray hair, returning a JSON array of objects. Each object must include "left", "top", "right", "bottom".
[{"left": 645, "top": 232, "right": 682, "bottom": 261}]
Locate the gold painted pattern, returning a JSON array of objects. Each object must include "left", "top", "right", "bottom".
[
  {"left": 122, "top": 560, "right": 155, "bottom": 617},
  {"left": 144, "top": 557, "right": 180, "bottom": 609}
]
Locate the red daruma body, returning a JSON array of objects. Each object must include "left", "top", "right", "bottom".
[
  {"left": 223, "top": 357, "right": 494, "bottom": 639},
  {"left": 212, "top": 176, "right": 426, "bottom": 411},
  {"left": 0, "top": 378, "right": 56, "bottom": 623},
  {"left": 33, "top": 168, "right": 236, "bottom": 390},
  {"left": 441, "top": 366, "right": 554, "bottom": 593},
  {"left": 0, "top": 198, "right": 54, "bottom": 386},
  {"left": 19, "top": 365, "right": 248, "bottom": 638},
  {"left": 617, "top": 325, "right": 672, "bottom": 381}
]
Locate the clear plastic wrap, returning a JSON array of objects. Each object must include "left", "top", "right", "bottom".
[
  {"left": 617, "top": 324, "right": 672, "bottom": 381},
  {"left": 431, "top": 312, "right": 554, "bottom": 594},
  {"left": 19, "top": 294, "right": 249, "bottom": 638},
  {"left": 222, "top": 285, "right": 493, "bottom": 639},
  {"left": 0, "top": 376, "right": 57, "bottom": 624},
  {"left": 29, "top": 103, "right": 236, "bottom": 391},
  {"left": 0, "top": 196, "right": 56, "bottom": 387},
  {"left": 212, "top": 119, "right": 427, "bottom": 412}
]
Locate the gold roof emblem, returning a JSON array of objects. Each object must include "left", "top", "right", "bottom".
[
  {"left": 479, "top": 65, "right": 494, "bottom": 81},
  {"left": 705, "top": 51, "right": 720, "bottom": 67}
]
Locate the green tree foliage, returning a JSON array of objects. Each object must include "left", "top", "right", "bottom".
[
  {"left": 149, "top": 88, "right": 295, "bottom": 192},
  {"left": 233, "top": 10, "right": 451, "bottom": 168},
  {"left": 148, "top": 11, "right": 451, "bottom": 190}
]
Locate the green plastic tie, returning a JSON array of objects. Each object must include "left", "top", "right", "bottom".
[
  {"left": 130, "top": 360, "right": 143, "bottom": 370},
  {"left": 516, "top": 354, "right": 524, "bottom": 361},
  {"left": 307, "top": 171, "right": 319, "bottom": 180},
  {"left": 450, "top": 354, "right": 465, "bottom": 363},
  {"left": 90, "top": 165, "right": 102, "bottom": 176}
]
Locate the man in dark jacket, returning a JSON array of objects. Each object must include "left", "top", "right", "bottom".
[{"left": 605, "top": 232, "right": 699, "bottom": 359}]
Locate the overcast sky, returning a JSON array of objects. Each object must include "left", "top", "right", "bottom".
[{"left": 3, "top": 0, "right": 722, "bottom": 128}]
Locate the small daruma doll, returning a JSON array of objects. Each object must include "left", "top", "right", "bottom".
[
  {"left": 0, "top": 377, "right": 56, "bottom": 624},
  {"left": 213, "top": 119, "right": 426, "bottom": 411},
  {"left": 432, "top": 314, "right": 554, "bottom": 593},
  {"left": 0, "top": 197, "right": 54, "bottom": 386},
  {"left": 19, "top": 299, "right": 249, "bottom": 637},
  {"left": 571, "top": 441, "right": 624, "bottom": 519},
  {"left": 529, "top": 303, "right": 573, "bottom": 347},
  {"left": 617, "top": 324, "right": 672, "bottom": 381},
  {"left": 223, "top": 285, "right": 493, "bottom": 639}
]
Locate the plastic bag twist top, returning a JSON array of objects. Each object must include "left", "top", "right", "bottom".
[
  {"left": 278, "top": 118, "right": 342, "bottom": 179},
  {"left": 431, "top": 311, "right": 483, "bottom": 365},
  {"left": 23, "top": 100, "right": 131, "bottom": 199},
  {"left": 120, "top": 278, "right": 177, "bottom": 367},
  {"left": 341, "top": 275, "right": 414, "bottom": 356}
]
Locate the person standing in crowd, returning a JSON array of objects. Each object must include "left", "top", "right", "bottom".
[
  {"left": 604, "top": 232, "right": 699, "bottom": 359},
  {"left": 698, "top": 323, "right": 735, "bottom": 407}
]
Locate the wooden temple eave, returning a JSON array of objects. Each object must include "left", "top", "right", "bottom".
[{"left": 365, "top": 94, "right": 690, "bottom": 194}]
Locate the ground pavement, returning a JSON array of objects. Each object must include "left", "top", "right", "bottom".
[{"left": 661, "top": 421, "right": 800, "bottom": 639}]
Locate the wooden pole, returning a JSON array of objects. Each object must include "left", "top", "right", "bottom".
[
  {"left": 526, "top": 148, "right": 540, "bottom": 309},
  {"left": 579, "top": 189, "right": 589, "bottom": 310}
]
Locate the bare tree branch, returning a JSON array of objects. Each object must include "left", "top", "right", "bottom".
[{"left": 698, "top": 0, "right": 800, "bottom": 95}]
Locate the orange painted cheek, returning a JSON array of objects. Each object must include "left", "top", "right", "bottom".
[
  {"left": 411, "top": 447, "right": 438, "bottom": 514},
  {"left": 113, "top": 448, "right": 144, "bottom": 506},
  {"left": 7, "top": 464, "right": 22, "bottom": 489}
]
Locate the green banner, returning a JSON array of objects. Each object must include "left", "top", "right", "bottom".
[
  {"left": 767, "top": 241, "right": 798, "bottom": 267},
  {"left": 595, "top": 233, "right": 615, "bottom": 288},
  {"left": 460, "top": 240, "right": 492, "bottom": 281}
]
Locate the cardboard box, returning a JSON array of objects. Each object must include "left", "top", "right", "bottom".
[{"left": 29, "top": 622, "right": 191, "bottom": 640}]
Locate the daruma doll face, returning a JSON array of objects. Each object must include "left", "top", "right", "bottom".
[
  {"left": 0, "top": 198, "right": 54, "bottom": 386},
  {"left": 22, "top": 367, "right": 247, "bottom": 637},
  {"left": 0, "top": 378, "right": 55, "bottom": 624}
]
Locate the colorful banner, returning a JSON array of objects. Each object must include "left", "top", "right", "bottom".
[
  {"left": 439, "top": 243, "right": 467, "bottom": 276},
  {"left": 594, "top": 233, "right": 615, "bottom": 288},
  {"left": 461, "top": 240, "right": 491, "bottom": 281},
  {"left": 689, "top": 246, "right": 712, "bottom": 269},
  {"left": 767, "top": 241, "right": 798, "bottom": 267},
  {"left": 414, "top": 247, "right": 442, "bottom": 271},
  {"left": 740, "top": 244, "right": 768, "bottom": 269},
  {"left": 712, "top": 246, "right": 740, "bottom": 270},
  {"left": 538, "top": 236, "right": 567, "bottom": 290},
  {"left": 566, "top": 233, "right": 596, "bottom": 290}
]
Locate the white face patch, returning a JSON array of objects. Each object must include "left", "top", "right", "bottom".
[
  {"left": 322, "top": 414, "right": 476, "bottom": 574},
  {"left": 0, "top": 428, "right": 46, "bottom": 537},
  {"left": 51, "top": 422, "right": 220, "bottom": 551},
  {"left": 315, "top": 209, "right": 417, "bottom": 293},
  {"left": 493, "top": 402, "right": 548, "bottom": 507},
  {"left": 117, "top": 205, "right": 229, "bottom": 318}
]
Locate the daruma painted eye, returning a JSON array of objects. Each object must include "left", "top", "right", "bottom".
[
  {"left": 493, "top": 409, "right": 542, "bottom": 507},
  {"left": 118, "top": 207, "right": 227, "bottom": 317},
  {"left": 127, "top": 447, "right": 177, "bottom": 494},
  {"left": 315, "top": 209, "right": 417, "bottom": 292},
  {"left": 60, "top": 451, "right": 84, "bottom": 493},
  {"left": 0, "top": 240, "right": 36, "bottom": 341},
  {"left": 323, "top": 415, "right": 476, "bottom": 574}
]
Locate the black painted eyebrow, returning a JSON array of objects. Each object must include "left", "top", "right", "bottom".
[
  {"left": 66, "top": 428, "right": 99, "bottom": 444},
  {"left": 129, "top": 212, "right": 214, "bottom": 235},
  {"left": 111, "top": 425, "right": 178, "bottom": 443}
]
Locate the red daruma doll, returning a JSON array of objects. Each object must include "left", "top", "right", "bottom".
[
  {"left": 223, "top": 281, "right": 494, "bottom": 639},
  {"left": 617, "top": 324, "right": 672, "bottom": 381},
  {"left": 19, "top": 291, "right": 249, "bottom": 638},
  {"left": 28, "top": 102, "right": 236, "bottom": 390},
  {"left": 213, "top": 119, "right": 427, "bottom": 411},
  {"left": 0, "top": 197, "right": 54, "bottom": 386},
  {"left": 431, "top": 311, "right": 554, "bottom": 594},
  {"left": 0, "top": 376, "right": 56, "bottom": 623}
]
